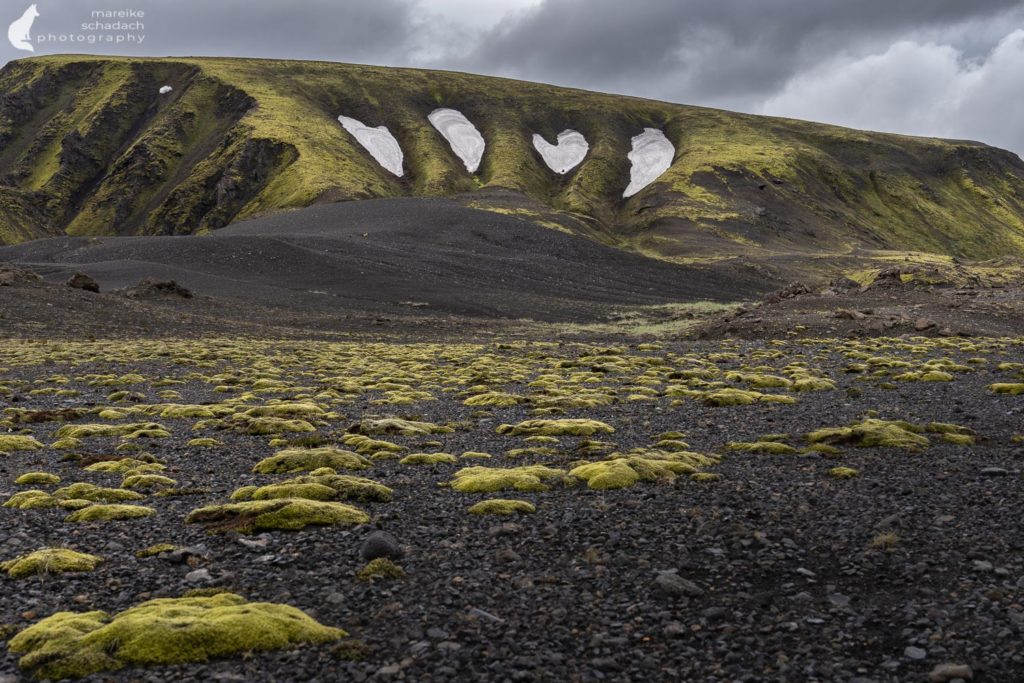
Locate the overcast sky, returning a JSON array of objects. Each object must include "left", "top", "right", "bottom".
[{"left": 3, "top": 0, "right": 1022, "bottom": 156}]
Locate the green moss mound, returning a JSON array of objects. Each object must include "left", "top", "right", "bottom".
[
  {"left": 15, "top": 472, "right": 61, "bottom": 485},
  {"left": 3, "top": 490, "right": 60, "bottom": 510},
  {"left": 468, "top": 499, "right": 536, "bottom": 515},
  {"left": 121, "top": 474, "right": 177, "bottom": 490},
  {"left": 990, "top": 383, "right": 1024, "bottom": 395},
  {"left": 186, "top": 498, "right": 369, "bottom": 533},
  {"left": 496, "top": 419, "right": 614, "bottom": 437},
  {"left": 8, "top": 593, "right": 345, "bottom": 679},
  {"left": 828, "top": 466, "right": 860, "bottom": 479},
  {"left": 53, "top": 483, "right": 144, "bottom": 503},
  {"left": 2, "top": 549, "right": 103, "bottom": 579},
  {"left": 399, "top": 452, "right": 457, "bottom": 465},
  {"left": 65, "top": 504, "right": 154, "bottom": 523},
  {"left": 805, "top": 418, "right": 930, "bottom": 451},
  {"left": 53, "top": 423, "right": 169, "bottom": 440},
  {"left": 463, "top": 392, "right": 525, "bottom": 407},
  {"left": 726, "top": 441, "right": 798, "bottom": 455},
  {"left": 450, "top": 465, "right": 566, "bottom": 493},
  {"left": 356, "top": 557, "right": 405, "bottom": 581},
  {"left": 702, "top": 388, "right": 797, "bottom": 406},
  {"left": 0, "top": 435, "right": 44, "bottom": 453},
  {"left": 84, "top": 459, "right": 165, "bottom": 474},
  {"left": 253, "top": 447, "right": 371, "bottom": 474},
  {"left": 353, "top": 418, "right": 452, "bottom": 436}
]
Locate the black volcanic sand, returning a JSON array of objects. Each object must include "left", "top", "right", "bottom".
[
  {"left": 1, "top": 336, "right": 1023, "bottom": 682},
  {"left": 0, "top": 199, "right": 766, "bottom": 322}
]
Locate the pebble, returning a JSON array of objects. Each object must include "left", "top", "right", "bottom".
[
  {"left": 929, "top": 663, "right": 973, "bottom": 682},
  {"left": 185, "top": 568, "right": 212, "bottom": 584},
  {"left": 904, "top": 645, "right": 928, "bottom": 660},
  {"left": 981, "top": 467, "right": 1008, "bottom": 476},
  {"left": 653, "top": 572, "right": 704, "bottom": 598}
]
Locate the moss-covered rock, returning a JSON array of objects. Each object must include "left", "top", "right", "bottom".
[
  {"left": 121, "top": 474, "right": 177, "bottom": 490},
  {"left": 186, "top": 498, "right": 369, "bottom": 533},
  {"left": 496, "top": 419, "right": 614, "bottom": 437},
  {"left": 0, "top": 435, "right": 44, "bottom": 453},
  {"left": 53, "top": 423, "right": 169, "bottom": 440},
  {"left": 463, "top": 392, "right": 525, "bottom": 407},
  {"left": 703, "top": 388, "right": 797, "bottom": 406},
  {"left": 356, "top": 557, "right": 405, "bottom": 581},
  {"left": 353, "top": 418, "right": 452, "bottom": 436},
  {"left": 135, "top": 543, "right": 177, "bottom": 559},
  {"left": 805, "top": 418, "right": 929, "bottom": 451},
  {"left": 2, "top": 549, "right": 103, "bottom": 579},
  {"left": 84, "top": 459, "right": 165, "bottom": 474},
  {"left": 828, "top": 466, "right": 860, "bottom": 479},
  {"left": 53, "top": 483, "right": 144, "bottom": 503},
  {"left": 726, "top": 441, "right": 798, "bottom": 455},
  {"left": 399, "top": 452, "right": 457, "bottom": 465},
  {"left": 186, "top": 437, "right": 223, "bottom": 448},
  {"left": 15, "top": 472, "right": 61, "bottom": 485},
  {"left": 7, "top": 593, "right": 345, "bottom": 679},
  {"left": 990, "top": 383, "right": 1024, "bottom": 395},
  {"left": 3, "top": 490, "right": 60, "bottom": 510},
  {"left": 65, "top": 504, "right": 155, "bottom": 523},
  {"left": 468, "top": 499, "right": 536, "bottom": 515},
  {"left": 253, "top": 447, "right": 371, "bottom": 474},
  {"left": 450, "top": 465, "right": 566, "bottom": 493}
]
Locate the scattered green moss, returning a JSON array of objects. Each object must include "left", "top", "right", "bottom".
[
  {"left": 7, "top": 593, "right": 346, "bottom": 679},
  {"left": 237, "top": 417, "right": 316, "bottom": 435},
  {"left": 53, "top": 483, "right": 144, "bottom": 503},
  {"left": 464, "top": 392, "right": 525, "bottom": 407},
  {"left": 806, "top": 418, "right": 929, "bottom": 451},
  {"left": 450, "top": 465, "right": 566, "bottom": 493},
  {"left": 790, "top": 377, "right": 837, "bottom": 392},
  {"left": 0, "top": 435, "right": 44, "bottom": 453},
  {"left": 690, "top": 472, "right": 721, "bottom": 482},
  {"left": 460, "top": 451, "right": 492, "bottom": 459},
  {"left": 84, "top": 459, "right": 165, "bottom": 474},
  {"left": 569, "top": 460, "right": 639, "bottom": 489},
  {"left": 253, "top": 447, "right": 371, "bottom": 474},
  {"left": 135, "top": 543, "right": 176, "bottom": 559},
  {"left": 186, "top": 498, "right": 369, "bottom": 533},
  {"left": 828, "top": 466, "right": 860, "bottom": 479},
  {"left": 187, "top": 438, "right": 223, "bottom": 448},
  {"left": 726, "top": 441, "right": 798, "bottom": 455},
  {"left": 54, "top": 423, "right": 170, "bottom": 439},
  {"left": 15, "top": 472, "right": 61, "bottom": 486},
  {"left": 354, "top": 418, "right": 452, "bottom": 436},
  {"left": 4, "top": 491, "right": 60, "bottom": 510},
  {"left": 2, "top": 549, "right": 103, "bottom": 579},
  {"left": 496, "top": 419, "right": 614, "bottom": 437},
  {"left": 398, "top": 452, "right": 457, "bottom": 465},
  {"left": 703, "top": 388, "right": 797, "bottom": 406},
  {"left": 243, "top": 403, "right": 326, "bottom": 418},
  {"left": 356, "top": 557, "right": 405, "bottom": 581},
  {"left": 468, "top": 499, "right": 536, "bottom": 515},
  {"left": 121, "top": 474, "right": 177, "bottom": 490},
  {"left": 990, "top": 383, "right": 1024, "bottom": 395},
  {"left": 65, "top": 505, "right": 154, "bottom": 523}
]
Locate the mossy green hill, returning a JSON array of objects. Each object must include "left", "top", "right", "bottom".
[{"left": 2, "top": 54, "right": 1024, "bottom": 262}]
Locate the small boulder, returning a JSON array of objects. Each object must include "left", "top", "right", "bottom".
[
  {"left": 914, "top": 318, "right": 937, "bottom": 331},
  {"left": 359, "top": 529, "right": 403, "bottom": 562},
  {"left": 929, "top": 663, "right": 973, "bottom": 682},
  {"left": 0, "top": 263, "right": 42, "bottom": 287},
  {"left": 120, "top": 278, "right": 192, "bottom": 299},
  {"left": 652, "top": 571, "right": 704, "bottom": 598},
  {"left": 66, "top": 272, "right": 99, "bottom": 293}
]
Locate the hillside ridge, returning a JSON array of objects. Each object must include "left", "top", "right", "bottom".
[{"left": 2, "top": 54, "right": 1024, "bottom": 264}]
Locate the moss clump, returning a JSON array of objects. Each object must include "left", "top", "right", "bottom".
[
  {"left": 460, "top": 451, "right": 492, "bottom": 459},
  {"left": 15, "top": 472, "right": 61, "bottom": 485},
  {"left": 463, "top": 392, "right": 525, "bottom": 407},
  {"left": 790, "top": 377, "right": 837, "bottom": 392},
  {"left": 690, "top": 472, "right": 721, "bottom": 482},
  {"left": 65, "top": 505, "right": 155, "bottom": 523},
  {"left": 2, "top": 549, "right": 103, "bottom": 579},
  {"left": 354, "top": 418, "right": 452, "bottom": 436},
  {"left": 243, "top": 403, "right": 326, "bottom": 418},
  {"left": 341, "top": 434, "right": 405, "bottom": 455},
  {"left": 356, "top": 558, "right": 405, "bottom": 582},
  {"left": 135, "top": 543, "right": 176, "bottom": 559},
  {"left": 989, "top": 383, "right": 1024, "bottom": 395},
  {"left": 231, "top": 482, "right": 336, "bottom": 502},
  {"left": 828, "top": 466, "right": 860, "bottom": 479},
  {"left": 53, "top": 423, "right": 169, "bottom": 440},
  {"left": 53, "top": 483, "right": 144, "bottom": 503},
  {"left": 84, "top": 459, "right": 165, "bottom": 474},
  {"left": 237, "top": 417, "right": 316, "bottom": 436},
  {"left": 399, "top": 453, "right": 457, "bottom": 465},
  {"left": 187, "top": 438, "right": 222, "bottom": 448},
  {"left": 122, "top": 474, "right": 177, "bottom": 490},
  {"left": 726, "top": 441, "right": 798, "bottom": 455},
  {"left": 450, "top": 465, "right": 566, "bottom": 493},
  {"left": 569, "top": 460, "right": 639, "bottom": 489},
  {"left": 496, "top": 419, "right": 614, "bottom": 437},
  {"left": 253, "top": 447, "right": 371, "bottom": 474},
  {"left": 703, "top": 388, "right": 797, "bottom": 406},
  {"left": 3, "top": 490, "right": 59, "bottom": 510},
  {"left": 186, "top": 498, "right": 369, "bottom": 533},
  {"left": 805, "top": 418, "right": 929, "bottom": 451},
  {"left": 468, "top": 499, "right": 536, "bottom": 515},
  {"left": 7, "top": 593, "right": 346, "bottom": 679},
  {"left": 0, "top": 435, "right": 44, "bottom": 453}
]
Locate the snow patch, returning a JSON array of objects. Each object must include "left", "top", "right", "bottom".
[
  {"left": 623, "top": 128, "right": 675, "bottom": 198},
  {"left": 337, "top": 115, "right": 404, "bottom": 177},
  {"left": 533, "top": 129, "right": 588, "bottom": 174},
  {"left": 158, "top": 85, "right": 173, "bottom": 95},
  {"left": 428, "top": 108, "right": 485, "bottom": 173}
]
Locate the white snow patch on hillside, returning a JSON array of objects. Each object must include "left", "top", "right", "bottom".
[
  {"left": 532, "top": 129, "right": 588, "bottom": 174},
  {"left": 428, "top": 108, "right": 485, "bottom": 173},
  {"left": 337, "top": 115, "right": 404, "bottom": 177},
  {"left": 158, "top": 85, "right": 173, "bottom": 95},
  {"left": 623, "top": 128, "right": 675, "bottom": 198}
]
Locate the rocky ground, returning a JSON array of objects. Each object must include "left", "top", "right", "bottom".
[{"left": 0, "top": 328, "right": 1021, "bottom": 682}]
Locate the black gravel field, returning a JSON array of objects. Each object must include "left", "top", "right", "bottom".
[{"left": 1, "top": 335, "right": 1022, "bottom": 683}]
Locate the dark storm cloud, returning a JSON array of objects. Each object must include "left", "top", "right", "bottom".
[{"left": 460, "top": 0, "right": 1023, "bottom": 107}]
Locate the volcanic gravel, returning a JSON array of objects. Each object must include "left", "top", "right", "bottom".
[{"left": 1, "top": 337, "right": 1022, "bottom": 682}]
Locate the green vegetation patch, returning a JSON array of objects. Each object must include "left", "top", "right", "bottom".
[
  {"left": 468, "top": 499, "right": 536, "bottom": 515},
  {"left": 15, "top": 472, "right": 61, "bottom": 485},
  {"left": 726, "top": 441, "right": 799, "bottom": 455},
  {"left": 450, "top": 465, "right": 566, "bottom": 493},
  {"left": 357, "top": 558, "right": 405, "bottom": 582},
  {"left": 2, "top": 549, "right": 103, "bottom": 579},
  {"left": 52, "top": 483, "right": 144, "bottom": 503},
  {"left": 990, "top": 383, "right": 1024, "bottom": 395},
  {"left": 353, "top": 418, "right": 452, "bottom": 436},
  {"left": 53, "top": 423, "right": 169, "bottom": 439},
  {"left": 0, "top": 435, "right": 44, "bottom": 453},
  {"left": 253, "top": 447, "right": 371, "bottom": 474},
  {"left": 8, "top": 593, "right": 345, "bottom": 679},
  {"left": 399, "top": 452, "right": 457, "bottom": 465},
  {"left": 65, "top": 505, "right": 155, "bottom": 523},
  {"left": 806, "top": 418, "right": 930, "bottom": 451},
  {"left": 186, "top": 498, "right": 369, "bottom": 533},
  {"left": 496, "top": 419, "right": 614, "bottom": 437},
  {"left": 233, "top": 474, "right": 391, "bottom": 503}
]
